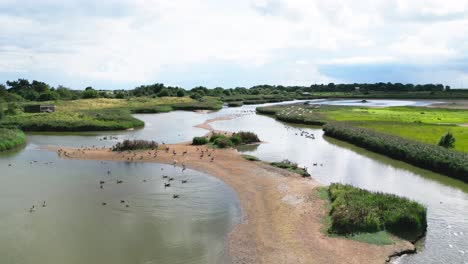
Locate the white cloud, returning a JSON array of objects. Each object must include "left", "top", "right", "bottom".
[{"left": 0, "top": 0, "right": 468, "bottom": 87}]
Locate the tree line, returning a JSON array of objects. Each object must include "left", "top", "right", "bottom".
[{"left": 0, "top": 78, "right": 462, "bottom": 103}]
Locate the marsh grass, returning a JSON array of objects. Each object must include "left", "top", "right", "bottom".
[
  {"left": 0, "top": 128, "right": 26, "bottom": 151},
  {"left": 270, "top": 159, "right": 310, "bottom": 177},
  {"left": 328, "top": 183, "right": 427, "bottom": 241}
]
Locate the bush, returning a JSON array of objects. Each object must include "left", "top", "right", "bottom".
[
  {"left": 323, "top": 123, "right": 468, "bottom": 182},
  {"left": 192, "top": 136, "right": 208, "bottom": 145},
  {"left": 235, "top": 131, "right": 260, "bottom": 144},
  {"left": 327, "top": 183, "right": 427, "bottom": 241},
  {"left": 213, "top": 137, "right": 233, "bottom": 148},
  {"left": 270, "top": 159, "right": 310, "bottom": 177},
  {"left": 438, "top": 132, "right": 455, "bottom": 149},
  {"left": 112, "top": 139, "right": 158, "bottom": 151}
]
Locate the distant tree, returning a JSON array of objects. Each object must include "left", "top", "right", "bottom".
[
  {"left": 176, "top": 89, "right": 185, "bottom": 97},
  {"left": 438, "top": 132, "right": 455, "bottom": 149},
  {"left": 82, "top": 87, "right": 99, "bottom": 99},
  {"left": 0, "top": 108, "right": 3, "bottom": 120},
  {"left": 38, "top": 91, "right": 60, "bottom": 101},
  {"left": 115, "top": 91, "right": 126, "bottom": 99},
  {"left": 190, "top": 92, "right": 203, "bottom": 100},
  {"left": 157, "top": 89, "right": 170, "bottom": 97},
  {"left": 31, "top": 80, "right": 50, "bottom": 93},
  {"left": 56, "top": 85, "right": 73, "bottom": 99}
]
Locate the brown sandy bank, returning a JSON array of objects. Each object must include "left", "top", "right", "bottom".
[{"left": 56, "top": 142, "right": 414, "bottom": 264}]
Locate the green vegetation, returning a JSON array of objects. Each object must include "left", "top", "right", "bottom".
[
  {"left": 257, "top": 105, "right": 468, "bottom": 152},
  {"left": 227, "top": 101, "right": 243, "bottom": 107},
  {"left": 0, "top": 97, "right": 223, "bottom": 132},
  {"left": 327, "top": 184, "right": 427, "bottom": 241},
  {"left": 0, "top": 128, "right": 26, "bottom": 151},
  {"left": 112, "top": 139, "right": 158, "bottom": 152},
  {"left": 438, "top": 132, "right": 456, "bottom": 149},
  {"left": 323, "top": 123, "right": 468, "bottom": 182},
  {"left": 241, "top": 154, "right": 260, "bottom": 161},
  {"left": 192, "top": 136, "right": 209, "bottom": 145},
  {"left": 1, "top": 109, "right": 144, "bottom": 131},
  {"left": 270, "top": 159, "right": 310, "bottom": 177},
  {"left": 346, "top": 231, "right": 394, "bottom": 245},
  {"left": 192, "top": 131, "right": 261, "bottom": 149}
]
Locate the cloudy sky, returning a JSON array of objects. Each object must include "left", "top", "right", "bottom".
[{"left": 1, "top": 0, "right": 468, "bottom": 90}]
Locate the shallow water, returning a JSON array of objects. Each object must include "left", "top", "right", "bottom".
[
  {"left": 0, "top": 142, "right": 240, "bottom": 264},
  {"left": 1, "top": 99, "right": 467, "bottom": 264}
]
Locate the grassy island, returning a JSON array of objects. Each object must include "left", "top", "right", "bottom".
[
  {"left": 0, "top": 128, "right": 26, "bottom": 151},
  {"left": 320, "top": 184, "right": 427, "bottom": 243}
]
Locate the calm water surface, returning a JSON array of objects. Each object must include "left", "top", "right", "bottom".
[{"left": 1, "top": 99, "right": 466, "bottom": 264}]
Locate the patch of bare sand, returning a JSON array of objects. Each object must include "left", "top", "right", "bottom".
[
  {"left": 56, "top": 142, "right": 414, "bottom": 264},
  {"left": 426, "top": 100, "right": 468, "bottom": 109}
]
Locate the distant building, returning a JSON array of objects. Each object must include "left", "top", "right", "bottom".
[
  {"left": 302, "top": 92, "right": 311, "bottom": 96},
  {"left": 24, "top": 104, "right": 55, "bottom": 113},
  {"left": 355, "top": 87, "right": 360, "bottom": 91}
]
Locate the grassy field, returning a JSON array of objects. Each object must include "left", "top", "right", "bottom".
[
  {"left": 0, "top": 128, "right": 26, "bottom": 151},
  {"left": 258, "top": 105, "right": 468, "bottom": 152},
  {"left": 1, "top": 97, "right": 223, "bottom": 132}
]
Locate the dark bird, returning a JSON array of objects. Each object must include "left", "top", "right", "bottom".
[
  {"left": 168, "top": 177, "right": 174, "bottom": 181},
  {"left": 42, "top": 201, "right": 46, "bottom": 207},
  {"left": 164, "top": 183, "right": 171, "bottom": 188},
  {"left": 99, "top": 180, "right": 105, "bottom": 184},
  {"left": 120, "top": 200, "right": 125, "bottom": 203},
  {"left": 162, "top": 175, "right": 168, "bottom": 179},
  {"left": 102, "top": 202, "right": 107, "bottom": 206},
  {"left": 173, "top": 194, "right": 179, "bottom": 199},
  {"left": 117, "top": 180, "right": 123, "bottom": 184},
  {"left": 181, "top": 180, "right": 188, "bottom": 184}
]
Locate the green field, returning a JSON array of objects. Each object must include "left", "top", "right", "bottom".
[
  {"left": 258, "top": 105, "right": 468, "bottom": 152},
  {"left": 1, "top": 97, "right": 223, "bottom": 132}
]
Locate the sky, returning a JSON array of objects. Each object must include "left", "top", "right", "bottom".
[{"left": 0, "top": 0, "right": 468, "bottom": 90}]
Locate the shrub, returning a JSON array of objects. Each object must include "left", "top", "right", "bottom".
[
  {"left": 213, "top": 137, "right": 233, "bottom": 148},
  {"left": 192, "top": 136, "right": 208, "bottom": 145},
  {"left": 227, "top": 101, "right": 243, "bottom": 107},
  {"left": 323, "top": 123, "right": 468, "bottom": 182},
  {"left": 327, "top": 183, "right": 427, "bottom": 241},
  {"left": 235, "top": 131, "right": 260, "bottom": 144},
  {"left": 112, "top": 139, "right": 158, "bottom": 151},
  {"left": 438, "top": 132, "right": 455, "bottom": 149},
  {"left": 270, "top": 159, "right": 310, "bottom": 177},
  {"left": 230, "top": 134, "right": 242, "bottom": 145}
]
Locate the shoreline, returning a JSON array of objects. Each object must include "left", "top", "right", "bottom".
[{"left": 54, "top": 116, "right": 415, "bottom": 264}]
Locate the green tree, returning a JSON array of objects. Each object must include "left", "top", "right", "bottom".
[
  {"left": 438, "top": 132, "right": 455, "bottom": 149},
  {"left": 38, "top": 91, "right": 60, "bottom": 101},
  {"left": 82, "top": 87, "right": 99, "bottom": 99}
]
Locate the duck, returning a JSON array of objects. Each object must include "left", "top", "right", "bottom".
[
  {"left": 42, "top": 201, "right": 46, "bottom": 207},
  {"left": 173, "top": 194, "right": 180, "bottom": 199}
]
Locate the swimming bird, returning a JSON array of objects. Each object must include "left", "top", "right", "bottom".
[
  {"left": 173, "top": 194, "right": 179, "bottom": 199},
  {"left": 99, "top": 180, "right": 105, "bottom": 184},
  {"left": 29, "top": 205, "right": 36, "bottom": 213},
  {"left": 117, "top": 180, "right": 123, "bottom": 184},
  {"left": 42, "top": 201, "right": 46, "bottom": 207},
  {"left": 164, "top": 183, "right": 171, "bottom": 188},
  {"left": 102, "top": 202, "right": 107, "bottom": 206},
  {"left": 162, "top": 175, "right": 168, "bottom": 179},
  {"left": 120, "top": 200, "right": 125, "bottom": 203},
  {"left": 168, "top": 177, "right": 174, "bottom": 181},
  {"left": 181, "top": 180, "right": 188, "bottom": 184}
]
